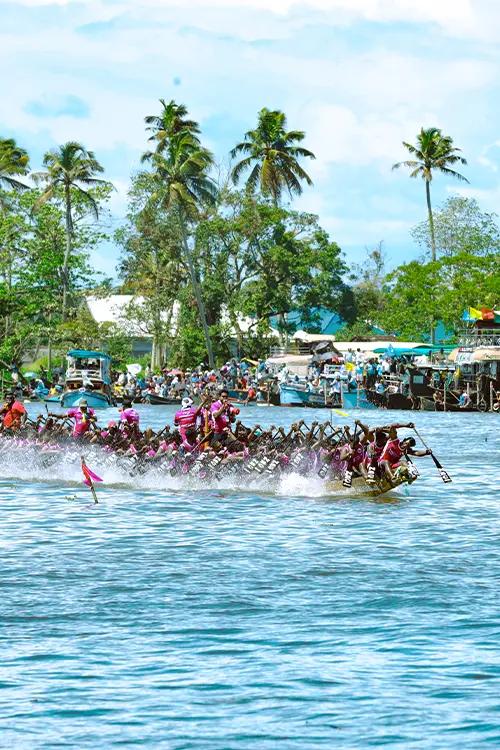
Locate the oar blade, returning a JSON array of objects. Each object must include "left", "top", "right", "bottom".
[{"left": 439, "top": 468, "right": 452, "bottom": 483}]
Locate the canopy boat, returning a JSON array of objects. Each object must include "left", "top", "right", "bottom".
[{"left": 60, "top": 350, "right": 115, "bottom": 408}]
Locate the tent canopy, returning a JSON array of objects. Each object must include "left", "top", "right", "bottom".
[{"left": 68, "top": 349, "right": 111, "bottom": 361}]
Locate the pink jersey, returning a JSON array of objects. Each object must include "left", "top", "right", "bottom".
[
  {"left": 67, "top": 407, "right": 95, "bottom": 437},
  {"left": 364, "top": 438, "right": 385, "bottom": 467},
  {"left": 210, "top": 400, "right": 238, "bottom": 433},
  {"left": 120, "top": 407, "right": 140, "bottom": 426},
  {"left": 350, "top": 444, "right": 366, "bottom": 469},
  {"left": 174, "top": 406, "right": 199, "bottom": 439}
]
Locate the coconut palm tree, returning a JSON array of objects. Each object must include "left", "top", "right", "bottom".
[
  {"left": 33, "top": 141, "right": 113, "bottom": 320},
  {"left": 143, "top": 99, "right": 201, "bottom": 159},
  {"left": 230, "top": 108, "right": 315, "bottom": 204},
  {"left": 0, "top": 137, "right": 30, "bottom": 191},
  {"left": 147, "top": 132, "right": 218, "bottom": 367},
  {"left": 393, "top": 127, "right": 468, "bottom": 261}
]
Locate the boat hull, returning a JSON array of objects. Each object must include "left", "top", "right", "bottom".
[
  {"left": 325, "top": 472, "right": 412, "bottom": 498},
  {"left": 341, "top": 388, "right": 377, "bottom": 410},
  {"left": 60, "top": 389, "right": 113, "bottom": 408},
  {"left": 420, "top": 396, "right": 477, "bottom": 412},
  {"left": 144, "top": 393, "right": 181, "bottom": 405},
  {"left": 279, "top": 384, "right": 330, "bottom": 408}
]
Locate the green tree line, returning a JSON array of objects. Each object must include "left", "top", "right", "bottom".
[{"left": 0, "top": 109, "right": 499, "bottom": 373}]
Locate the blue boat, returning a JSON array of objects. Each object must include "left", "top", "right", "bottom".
[
  {"left": 279, "top": 382, "right": 328, "bottom": 408},
  {"left": 341, "top": 387, "right": 377, "bottom": 410},
  {"left": 60, "top": 350, "right": 115, "bottom": 409}
]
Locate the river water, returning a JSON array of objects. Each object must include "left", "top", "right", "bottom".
[{"left": 0, "top": 405, "right": 498, "bottom": 749}]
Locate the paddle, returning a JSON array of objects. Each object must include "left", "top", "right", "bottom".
[
  {"left": 342, "top": 421, "right": 358, "bottom": 488},
  {"left": 412, "top": 426, "right": 452, "bottom": 483}
]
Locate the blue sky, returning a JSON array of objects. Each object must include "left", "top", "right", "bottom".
[{"left": 2, "top": 0, "right": 500, "bottom": 279}]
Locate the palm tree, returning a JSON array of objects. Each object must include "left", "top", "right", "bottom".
[
  {"left": 33, "top": 142, "right": 113, "bottom": 320},
  {"left": 230, "top": 108, "right": 315, "bottom": 204},
  {"left": 144, "top": 99, "right": 201, "bottom": 158},
  {"left": 146, "top": 132, "right": 217, "bottom": 367},
  {"left": 393, "top": 127, "right": 468, "bottom": 261},
  {"left": 0, "top": 137, "right": 30, "bottom": 191}
]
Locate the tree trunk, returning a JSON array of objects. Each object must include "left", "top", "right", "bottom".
[
  {"left": 178, "top": 212, "right": 215, "bottom": 368},
  {"left": 425, "top": 179, "right": 436, "bottom": 262},
  {"left": 62, "top": 184, "right": 73, "bottom": 322},
  {"left": 425, "top": 180, "right": 436, "bottom": 345}
]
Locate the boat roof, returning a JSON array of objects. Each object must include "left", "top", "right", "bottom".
[{"left": 67, "top": 349, "right": 111, "bottom": 361}]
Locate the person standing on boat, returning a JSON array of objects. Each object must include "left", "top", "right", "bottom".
[
  {"left": 66, "top": 400, "right": 96, "bottom": 439},
  {"left": 210, "top": 389, "right": 239, "bottom": 444},
  {"left": 174, "top": 397, "right": 205, "bottom": 442},
  {"left": 119, "top": 397, "right": 140, "bottom": 427}
]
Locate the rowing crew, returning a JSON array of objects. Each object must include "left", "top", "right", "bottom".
[{"left": 0, "top": 408, "right": 432, "bottom": 492}]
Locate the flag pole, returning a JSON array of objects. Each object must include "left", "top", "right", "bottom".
[{"left": 81, "top": 455, "right": 99, "bottom": 504}]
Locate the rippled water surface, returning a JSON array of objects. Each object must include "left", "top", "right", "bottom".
[{"left": 0, "top": 405, "right": 499, "bottom": 749}]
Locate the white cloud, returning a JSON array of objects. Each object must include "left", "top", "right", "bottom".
[{"left": 2, "top": 0, "right": 500, "bottom": 271}]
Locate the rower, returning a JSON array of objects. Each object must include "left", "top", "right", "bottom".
[
  {"left": 0, "top": 392, "right": 27, "bottom": 433},
  {"left": 174, "top": 396, "right": 206, "bottom": 442},
  {"left": 119, "top": 397, "right": 140, "bottom": 427},
  {"left": 209, "top": 389, "right": 239, "bottom": 444},
  {"left": 378, "top": 427, "right": 430, "bottom": 482},
  {"left": 65, "top": 400, "right": 97, "bottom": 439}
]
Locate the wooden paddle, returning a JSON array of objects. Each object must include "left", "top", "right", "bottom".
[{"left": 412, "top": 426, "right": 452, "bottom": 483}]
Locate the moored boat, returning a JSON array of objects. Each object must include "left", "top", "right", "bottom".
[
  {"left": 279, "top": 382, "right": 330, "bottom": 407},
  {"left": 341, "top": 387, "right": 377, "bottom": 410},
  {"left": 60, "top": 350, "right": 115, "bottom": 408},
  {"left": 143, "top": 393, "right": 181, "bottom": 405}
]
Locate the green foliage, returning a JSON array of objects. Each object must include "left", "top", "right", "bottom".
[
  {"left": 231, "top": 108, "right": 315, "bottom": 205},
  {"left": 0, "top": 183, "right": 108, "bottom": 366},
  {"left": 349, "top": 242, "right": 387, "bottom": 325},
  {"left": 0, "top": 137, "right": 30, "bottom": 192},
  {"left": 377, "top": 251, "right": 500, "bottom": 340},
  {"left": 393, "top": 127, "right": 468, "bottom": 184},
  {"left": 196, "top": 189, "right": 353, "bottom": 335},
  {"left": 54, "top": 311, "right": 132, "bottom": 368},
  {"left": 334, "top": 320, "right": 375, "bottom": 342},
  {"left": 411, "top": 195, "right": 500, "bottom": 258},
  {"left": 393, "top": 127, "right": 468, "bottom": 262},
  {"left": 377, "top": 261, "right": 442, "bottom": 340}
]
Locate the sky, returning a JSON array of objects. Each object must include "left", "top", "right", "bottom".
[{"left": 2, "top": 0, "right": 500, "bottom": 279}]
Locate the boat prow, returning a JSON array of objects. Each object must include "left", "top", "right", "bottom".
[
  {"left": 325, "top": 466, "right": 417, "bottom": 498},
  {"left": 60, "top": 389, "right": 113, "bottom": 409}
]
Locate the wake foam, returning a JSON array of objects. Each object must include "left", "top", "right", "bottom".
[{"left": 0, "top": 441, "right": 335, "bottom": 496}]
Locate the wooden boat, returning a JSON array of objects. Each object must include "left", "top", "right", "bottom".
[
  {"left": 143, "top": 393, "right": 181, "bottom": 405},
  {"left": 279, "top": 382, "right": 332, "bottom": 408},
  {"left": 341, "top": 387, "right": 377, "bottom": 410},
  {"left": 226, "top": 388, "right": 256, "bottom": 405},
  {"left": 60, "top": 350, "right": 115, "bottom": 408},
  {"left": 419, "top": 396, "right": 477, "bottom": 413},
  {"left": 325, "top": 465, "right": 418, "bottom": 498}
]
